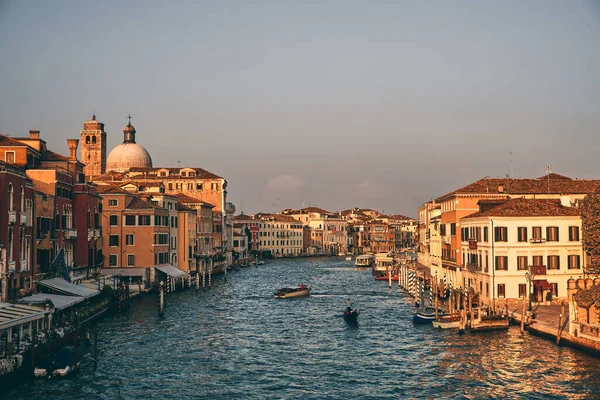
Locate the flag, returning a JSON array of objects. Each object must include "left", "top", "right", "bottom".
[{"left": 50, "top": 248, "right": 71, "bottom": 282}]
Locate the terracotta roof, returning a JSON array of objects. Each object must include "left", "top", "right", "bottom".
[
  {"left": 537, "top": 173, "right": 572, "bottom": 180},
  {"left": 126, "top": 196, "right": 165, "bottom": 210},
  {"left": 462, "top": 198, "right": 580, "bottom": 220},
  {"left": 128, "top": 167, "right": 222, "bottom": 179},
  {"left": 0, "top": 134, "right": 29, "bottom": 147},
  {"left": 121, "top": 180, "right": 164, "bottom": 188},
  {"left": 176, "top": 203, "right": 195, "bottom": 212},
  {"left": 436, "top": 176, "right": 600, "bottom": 202},
  {"left": 40, "top": 150, "right": 69, "bottom": 162},
  {"left": 255, "top": 213, "right": 299, "bottom": 223},
  {"left": 97, "top": 185, "right": 130, "bottom": 194},
  {"left": 93, "top": 171, "right": 126, "bottom": 182},
  {"left": 300, "top": 206, "right": 330, "bottom": 214},
  {"left": 233, "top": 213, "right": 253, "bottom": 221},
  {"left": 389, "top": 214, "right": 415, "bottom": 221}
]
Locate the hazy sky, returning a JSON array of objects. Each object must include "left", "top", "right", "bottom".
[{"left": 1, "top": 1, "right": 599, "bottom": 217}]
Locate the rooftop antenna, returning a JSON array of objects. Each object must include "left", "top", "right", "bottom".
[
  {"left": 128, "top": 114, "right": 132, "bottom": 125},
  {"left": 546, "top": 164, "right": 552, "bottom": 195},
  {"left": 240, "top": 199, "right": 244, "bottom": 214},
  {"left": 510, "top": 152, "right": 513, "bottom": 178}
]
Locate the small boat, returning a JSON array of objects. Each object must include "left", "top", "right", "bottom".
[
  {"left": 413, "top": 307, "right": 445, "bottom": 324},
  {"left": 344, "top": 307, "right": 359, "bottom": 324},
  {"left": 374, "top": 273, "right": 399, "bottom": 281},
  {"left": 345, "top": 256, "right": 352, "bottom": 261},
  {"left": 274, "top": 285, "right": 311, "bottom": 298},
  {"left": 355, "top": 254, "right": 374, "bottom": 268},
  {"left": 432, "top": 315, "right": 460, "bottom": 329},
  {"left": 34, "top": 346, "right": 81, "bottom": 378}
]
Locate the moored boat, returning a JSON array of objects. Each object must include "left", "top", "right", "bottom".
[
  {"left": 413, "top": 307, "right": 445, "bottom": 324},
  {"left": 373, "top": 272, "right": 399, "bottom": 281},
  {"left": 34, "top": 346, "right": 81, "bottom": 379},
  {"left": 274, "top": 285, "right": 311, "bottom": 299},
  {"left": 432, "top": 314, "right": 460, "bottom": 329}
]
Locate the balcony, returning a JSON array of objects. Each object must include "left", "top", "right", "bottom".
[
  {"left": 64, "top": 229, "right": 78, "bottom": 239},
  {"left": 8, "top": 261, "right": 15, "bottom": 274},
  {"left": 466, "top": 262, "right": 482, "bottom": 273},
  {"left": 8, "top": 210, "right": 16, "bottom": 224},
  {"left": 94, "top": 229, "right": 102, "bottom": 239},
  {"left": 20, "top": 260, "right": 29, "bottom": 272},
  {"left": 529, "top": 238, "right": 546, "bottom": 244},
  {"left": 442, "top": 235, "right": 451, "bottom": 245},
  {"left": 20, "top": 213, "right": 28, "bottom": 225}
]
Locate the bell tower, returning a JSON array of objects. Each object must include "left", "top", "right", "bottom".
[{"left": 80, "top": 114, "right": 107, "bottom": 180}]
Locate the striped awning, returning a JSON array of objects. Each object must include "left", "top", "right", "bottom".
[{"left": 0, "top": 302, "right": 48, "bottom": 330}]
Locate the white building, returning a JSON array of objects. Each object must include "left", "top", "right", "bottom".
[{"left": 460, "top": 198, "right": 584, "bottom": 307}]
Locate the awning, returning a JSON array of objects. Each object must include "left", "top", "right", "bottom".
[
  {"left": 18, "top": 294, "right": 85, "bottom": 311},
  {"left": 155, "top": 265, "right": 187, "bottom": 277},
  {"left": 533, "top": 279, "right": 552, "bottom": 289},
  {"left": 0, "top": 302, "right": 48, "bottom": 330},
  {"left": 38, "top": 277, "right": 100, "bottom": 299},
  {"left": 102, "top": 268, "right": 147, "bottom": 277}
]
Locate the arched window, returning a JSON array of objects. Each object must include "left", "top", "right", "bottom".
[
  {"left": 86, "top": 136, "right": 90, "bottom": 144},
  {"left": 92, "top": 136, "right": 97, "bottom": 144},
  {"left": 8, "top": 183, "right": 13, "bottom": 210}
]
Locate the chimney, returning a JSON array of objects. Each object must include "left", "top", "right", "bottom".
[
  {"left": 498, "top": 185, "right": 504, "bottom": 193},
  {"left": 67, "top": 139, "right": 79, "bottom": 161},
  {"left": 29, "top": 130, "right": 40, "bottom": 139}
]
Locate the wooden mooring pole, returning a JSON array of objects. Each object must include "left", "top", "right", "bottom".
[
  {"left": 521, "top": 296, "right": 526, "bottom": 334},
  {"left": 159, "top": 282, "right": 165, "bottom": 317},
  {"left": 557, "top": 301, "right": 565, "bottom": 345}
]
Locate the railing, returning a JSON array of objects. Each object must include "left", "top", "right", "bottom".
[
  {"left": 466, "top": 262, "right": 482, "bottom": 273},
  {"left": 94, "top": 229, "right": 102, "bottom": 239},
  {"left": 8, "top": 210, "right": 16, "bottom": 224},
  {"left": 20, "top": 213, "right": 28, "bottom": 225},
  {"left": 8, "top": 261, "right": 15, "bottom": 273},
  {"left": 529, "top": 238, "right": 546, "bottom": 244},
  {"left": 64, "top": 229, "right": 78, "bottom": 239}
]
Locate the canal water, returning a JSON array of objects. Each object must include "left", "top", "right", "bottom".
[{"left": 3, "top": 257, "right": 600, "bottom": 399}]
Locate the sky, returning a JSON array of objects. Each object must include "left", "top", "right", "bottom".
[{"left": 1, "top": 1, "right": 599, "bottom": 218}]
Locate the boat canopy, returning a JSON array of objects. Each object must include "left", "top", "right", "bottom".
[
  {"left": 155, "top": 265, "right": 187, "bottom": 277},
  {"left": 39, "top": 278, "right": 100, "bottom": 299}
]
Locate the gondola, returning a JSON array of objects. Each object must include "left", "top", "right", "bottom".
[
  {"left": 344, "top": 307, "right": 359, "bottom": 324},
  {"left": 413, "top": 307, "right": 445, "bottom": 324}
]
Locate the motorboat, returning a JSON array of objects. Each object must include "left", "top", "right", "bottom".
[
  {"left": 413, "top": 307, "right": 445, "bottom": 324},
  {"left": 344, "top": 307, "right": 359, "bottom": 324},
  {"left": 373, "top": 272, "right": 399, "bottom": 281},
  {"left": 355, "top": 254, "right": 374, "bottom": 268},
  {"left": 34, "top": 346, "right": 81, "bottom": 378},
  {"left": 373, "top": 253, "right": 394, "bottom": 274},
  {"left": 432, "top": 315, "right": 460, "bottom": 329},
  {"left": 274, "top": 285, "right": 311, "bottom": 299}
]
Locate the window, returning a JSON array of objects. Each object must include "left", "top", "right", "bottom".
[
  {"left": 494, "top": 227, "right": 508, "bottom": 242},
  {"left": 176, "top": 183, "right": 182, "bottom": 190},
  {"left": 568, "top": 255, "right": 581, "bottom": 269},
  {"left": 440, "top": 224, "right": 446, "bottom": 236},
  {"left": 547, "top": 255, "right": 560, "bottom": 270},
  {"left": 211, "top": 182, "right": 218, "bottom": 191},
  {"left": 532, "top": 226, "right": 542, "bottom": 240},
  {"left": 495, "top": 256, "right": 508, "bottom": 271},
  {"left": 138, "top": 215, "right": 151, "bottom": 226},
  {"left": 498, "top": 284, "right": 506, "bottom": 298},
  {"left": 551, "top": 283, "right": 558, "bottom": 297},
  {"left": 127, "top": 254, "right": 135, "bottom": 266},
  {"left": 196, "top": 183, "right": 203, "bottom": 190},
  {"left": 518, "top": 284, "right": 527, "bottom": 298},
  {"left": 109, "top": 199, "right": 118, "bottom": 207},
  {"left": 109, "top": 235, "right": 119, "bottom": 246},
  {"left": 168, "top": 183, "right": 173, "bottom": 190},
  {"left": 569, "top": 226, "right": 580, "bottom": 242},
  {"left": 532, "top": 255, "right": 543, "bottom": 266},
  {"left": 483, "top": 227, "right": 488, "bottom": 242},
  {"left": 187, "top": 183, "right": 193, "bottom": 190},
  {"left": 125, "top": 215, "right": 136, "bottom": 226},
  {"left": 109, "top": 254, "right": 117, "bottom": 266},
  {"left": 109, "top": 215, "right": 118, "bottom": 226},
  {"left": 126, "top": 234, "right": 134, "bottom": 246},
  {"left": 451, "top": 223, "right": 456, "bottom": 236},
  {"left": 546, "top": 226, "right": 559, "bottom": 242},
  {"left": 92, "top": 136, "right": 97, "bottom": 144},
  {"left": 5, "top": 151, "right": 15, "bottom": 164},
  {"left": 517, "top": 256, "right": 528, "bottom": 270},
  {"left": 85, "top": 136, "right": 90, "bottom": 144},
  {"left": 517, "top": 227, "right": 527, "bottom": 242}
]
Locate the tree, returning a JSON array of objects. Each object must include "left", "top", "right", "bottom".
[{"left": 581, "top": 189, "right": 600, "bottom": 276}]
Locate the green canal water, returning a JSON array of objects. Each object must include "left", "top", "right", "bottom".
[{"left": 3, "top": 257, "right": 600, "bottom": 399}]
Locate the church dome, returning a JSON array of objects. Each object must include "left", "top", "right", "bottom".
[{"left": 106, "top": 142, "right": 153, "bottom": 172}]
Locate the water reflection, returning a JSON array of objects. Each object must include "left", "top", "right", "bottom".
[{"left": 2, "top": 258, "right": 600, "bottom": 399}]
